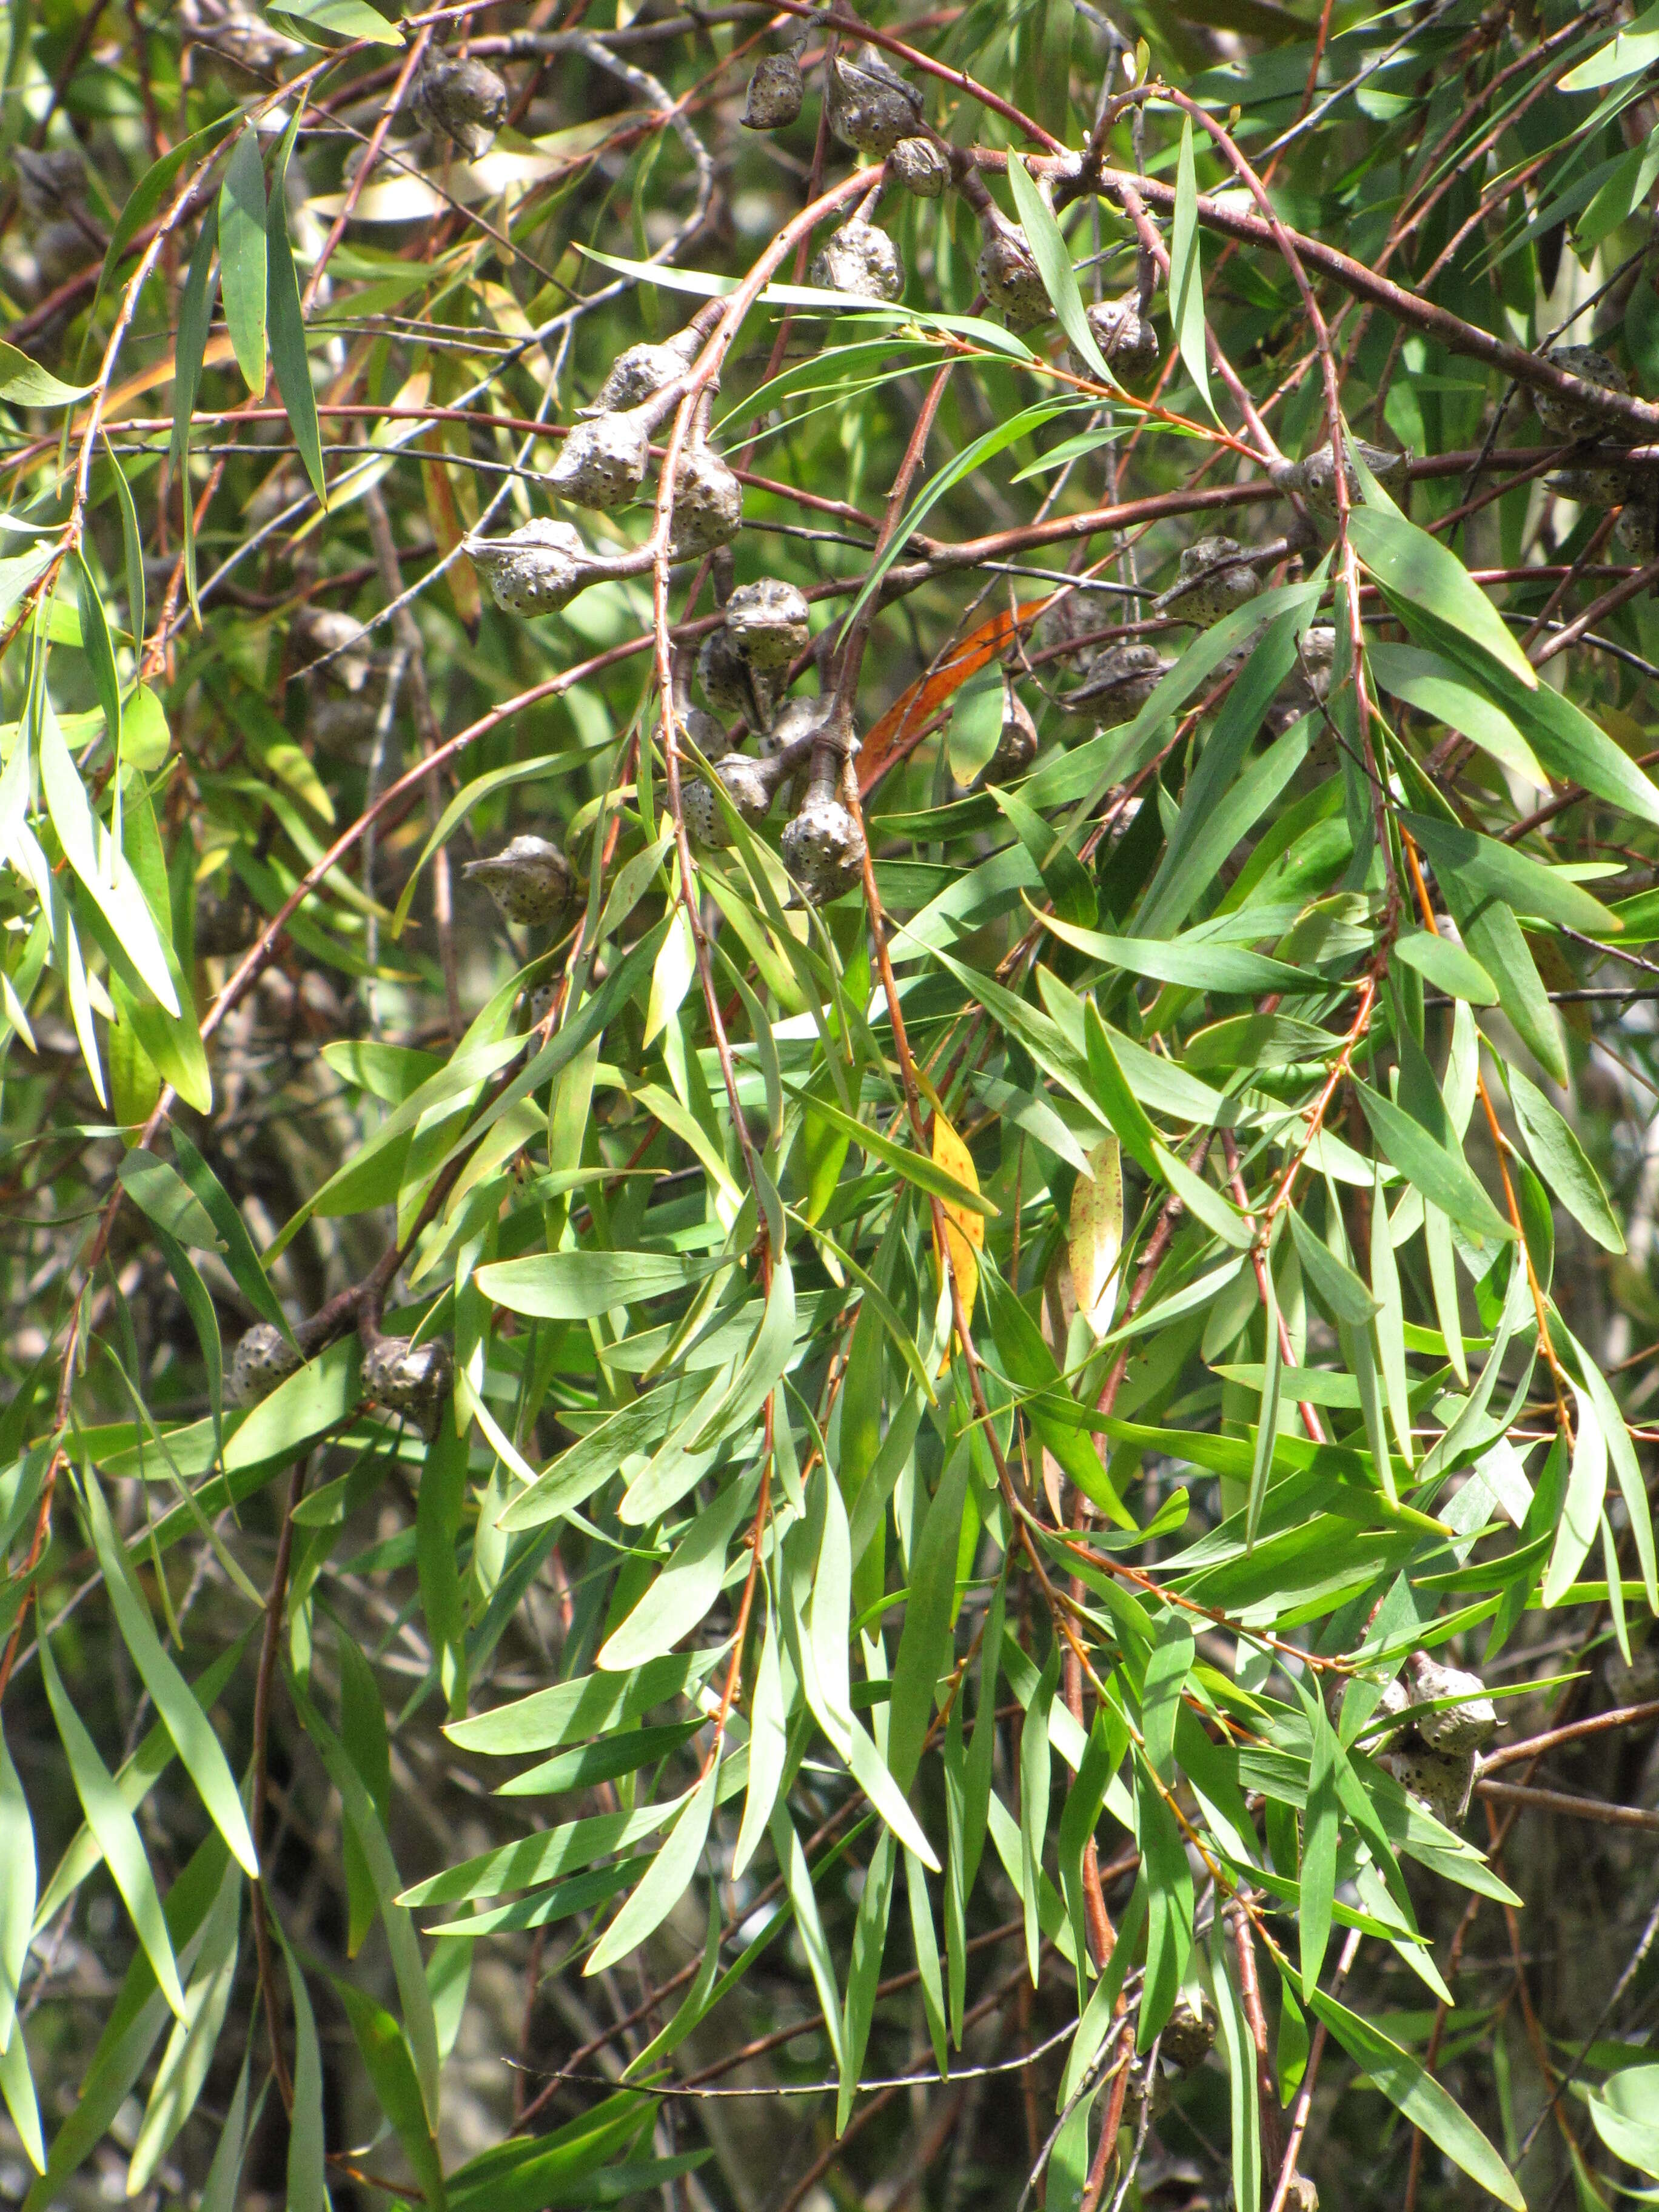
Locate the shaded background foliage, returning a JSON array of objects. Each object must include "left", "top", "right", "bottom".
[{"left": 4, "top": 0, "right": 1659, "bottom": 2205}]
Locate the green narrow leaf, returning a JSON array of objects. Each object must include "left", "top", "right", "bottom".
[
  {"left": 417, "top": 1416, "right": 469, "bottom": 1717},
  {"left": 1007, "top": 153, "right": 1115, "bottom": 383},
  {"left": 586, "top": 1763, "right": 718, "bottom": 1976},
  {"left": 733, "top": 1601, "right": 789, "bottom": 1879},
  {"left": 1299, "top": 1691, "right": 1339, "bottom": 1999},
  {"left": 0, "top": 1721, "right": 34, "bottom": 2053},
  {"left": 79, "top": 1476, "right": 258, "bottom": 1875},
  {"left": 169, "top": 1130, "right": 289, "bottom": 1335},
  {"left": 905, "top": 1845, "right": 948, "bottom": 2077},
  {"left": 38, "top": 1629, "right": 184, "bottom": 2014},
  {"left": 770, "top": 1806, "right": 844, "bottom": 2065},
  {"left": 87, "top": 115, "right": 234, "bottom": 335},
  {"left": 1311, "top": 1988, "right": 1525, "bottom": 2208},
  {"left": 887, "top": 1444, "right": 969, "bottom": 1792},
  {"left": 1141, "top": 1616, "right": 1194, "bottom": 1784},
  {"left": 1289, "top": 1206, "right": 1380, "bottom": 1325},
  {"left": 338, "top": 1630, "right": 391, "bottom": 1957},
  {"left": 73, "top": 555, "right": 120, "bottom": 763},
  {"left": 126, "top": 1855, "right": 240, "bottom": 2194},
  {"left": 1210, "top": 1922, "right": 1261, "bottom": 2212},
  {"left": 171, "top": 201, "right": 218, "bottom": 620},
  {"left": 1353, "top": 1081, "right": 1513, "bottom": 1248},
  {"left": 1020, "top": 1644, "right": 1060, "bottom": 1983},
  {"left": 1505, "top": 1064, "right": 1624, "bottom": 1253},
  {"left": 1170, "top": 117, "right": 1215, "bottom": 419},
  {"left": 1349, "top": 508, "right": 1537, "bottom": 690},
  {"left": 1543, "top": 1384, "right": 1606, "bottom": 1606},
  {"left": 274, "top": 1920, "right": 327, "bottom": 2212},
  {"left": 838, "top": 1828, "right": 896, "bottom": 2131},
  {"left": 335, "top": 1980, "right": 447, "bottom": 2208},
  {"left": 1135, "top": 1768, "right": 1195, "bottom": 2048},
  {"left": 267, "top": 108, "right": 327, "bottom": 505},
  {"left": 1247, "top": 1273, "right": 1284, "bottom": 1553},
  {"left": 198, "top": 2049, "right": 259, "bottom": 2212},
  {"left": 217, "top": 129, "right": 268, "bottom": 397},
  {"left": 0, "top": 2014, "right": 42, "bottom": 2173}
]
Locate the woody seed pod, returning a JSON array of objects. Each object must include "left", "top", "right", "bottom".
[
  {"left": 1284, "top": 435, "right": 1410, "bottom": 522},
  {"left": 699, "top": 626, "right": 774, "bottom": 731},
  {"left": 581, "top": 324, "right": 705, "bottom": 418},
  {"left": 977, "top": 675, "right": 1039, "bottom": 787},
  {"left": 723, "top": 579, "right": 811, "bottom": 671},
  {"left": 978, "top": 218, "right": 1048, "bottom": 330},
  {"left": 684, "top": 753, "right": 782, "bottom": 848},
  {"left": 670, "top": 444, "right": 744, "bottom": 557},
  {"left": 1616, "top": 487, "right": 1659, "bottom": 563},
  {"left": 1074, "top": 295, "right": 1161, "bottom": 383},
  {"left": 1380, "top": 1741, "right": 1475, "bottom": 1829},
  {"left": 1534, "top": 344, "right": 1631, "bottom": 440},
  {"left": 227, "top": 1322, "right": 303, "bottom": 1410},
  {"left": 1405, "top": 1651, "right": 1497, "bottom": 1755},
  {"left": 890, "top": 136, "right": 949, "bottom": 196},
  {"left": 1065, "top": 640, "right": 1170, "bottom": 726},
  {"left": 293, "top": 604, "right": 375, "bottom": 692},
  {"left": 1158, "top": 535, "right": 1261, "bottom": 628},
  {"left": 549, "top": 408, "right": 651, "bottom": 508},
  {"left": 466, "top": 518, "right": 589, "bottom": 614},
  {"left": 782, "top": 754, "right": 866, "bottom": 905},
  {"left": 309, "top": 694, "right": 382, "bottom": 760},
  {"left": 1161, "top": 1989, "right": 1217, "bottom": 2072},
  {"left": 811, "top": 217, "right": 903, "bottom": 303},
  {"left": 742, "top": 52, "right": 803, "bottom": 130},
  {"left": 527, "top": 979, "right": 557, "bottom": 1028},
  {"left": 361, "top": 1333, "right": 453, "bottom": 1444},
  {"left": 826, "top": 46, "right": 922, "bottom": 156},
  {"left": 412, "top": 52, "right": 509, "bottom": 161},
  {"left": 463, "top": 834, "right": 578, "bottom": 927}
]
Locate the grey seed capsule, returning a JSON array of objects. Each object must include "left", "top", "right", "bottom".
[
  {"left": 1548, "top": 464, "right": 1632, "bottom": 508},
  {"left": 463, "top": 834, "right": 577, "bottom": 927},
  {"left": 412, "top": 53, "right": 508, "bottom": 161},
  {"left": 890, "top": 136, "right": 949, "bottom": 196},
  {"left": 670, "top": 445, "right": 743, "bottom": 557},
  {"left": 293, "top": 604, "right": 374, "bottom": 691},
  {"left": 581, "top": 324, "right": 705, "bottom": 418},
  {"left": 1064, "top": 641, "right": 1170, "bottom": 726},
  {"left": 1158, "top": 535, "right": 1261, "bottom": 628},
  {"left": 309, "top": 694, "right": 382, "bottom": 760},
  {"left": 199, "top": 5, "right": 304, "bottom": 68},
  {"left": 978, "top": 221, "right": 1049, "bottom": 331},
  {"left": 1293, "top": 623, "right": 1338, "bottom": 704},
  {"left": 1535, "top": 344, "right": 1630, "bottom": 441},
  {"left": 1288, "top": 435, "right": 1410, "bottom": 523},
  {"left": 686, "top": 752, "right": 781, "bottom": 848},
  {"left": 362, "top": 1333, "right": 453, "bottom": 1444},
  {"left": 1405, "top": 1651, "right": 1497, "bottom": 1755},
  {"left": 195, "top": 883, "right": 258, "bottom": 958},
  {"left": 549, "top": 408, "right": 651, "bottom": 508},
  {"left": 465, "top": 518, "right": 589, "bottom": 615},
  {"left": 977, "top": 680, "right": 1039, "bottom": 786},
  {"left": 811, "top": 218, "right": 903, "bottom": 303},
  {"left": 723, "top": 579, "right": 810, "bottom": 671},
  {"left": 227, "top": 1322, "right": 302, "bottom": 1410},
  {"left": 1161, "top": 1989, "right": 1216, "bottom": 2072},
  {"left": 1380, "top": 1743, "right": 1475, "bottom": 1829},
  {"left": 742, "top": 52, "right": 803, "bottom": 130},
  {"left": 679, "top": 705, "right": 729, "bottom": 759},
  {"left": 699, "top": 626, "right": 774, "bottom": 730},
  {"left": 527, "top": 979, "right": 557, "bottom": 1027},
  {"left": 1074, "top": 295, "right": 1161, "bottom": 383},
  {"left": 826, "top": 47, "right": 922, "bottom": 156},
  {"left": 1616, "top": 488, "right": 1659, "bottom": 563},
  {"left": 782, "top": 780, "right": 867, "bottom": 905}
]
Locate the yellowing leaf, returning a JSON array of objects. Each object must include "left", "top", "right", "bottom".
[
  {"left": 1069, "top": 1136, "right": 1123, "bottom": 1339},
  {"left": 930, "top": 1108, "right": 982, "bottom": 1342}
]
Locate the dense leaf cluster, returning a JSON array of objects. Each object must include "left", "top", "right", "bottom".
[{"left": 3, "top": 0, "right": 1659, "bottom": 2206}]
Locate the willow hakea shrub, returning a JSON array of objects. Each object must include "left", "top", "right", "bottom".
[{"left": 4, "top": 2, "right": 1659, "bottom": 2208}]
